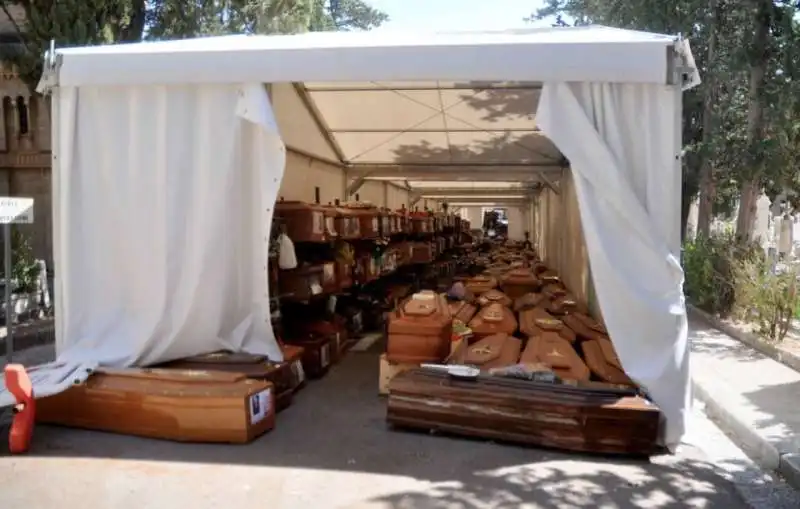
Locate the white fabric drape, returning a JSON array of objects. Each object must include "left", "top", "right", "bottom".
[
  {"left": 536, "top": 82, "right": 690, "bottom": 450},
  {"left": 52, "top": 82, "right": 285, "bottom": 367}
]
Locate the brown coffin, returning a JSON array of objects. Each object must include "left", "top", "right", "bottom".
[
  {"left": 476, "top": 289, "right": 513, "bottom": 308},
  {"left": 447, "top": 300, "right": 478, "bottom": 324},
  {"left": 281, "top": 344, "right": 307, "bottom": 392},
  {"left": 333, "top": 202, "right": 361, "bottom": 239},
  {"left": 547, "top": 294, "right": 580, "bottom": 315},
  {"left": 500, "top": 268, "right": 540, "bottom": 299},
  {"left": 279, "top": 265, "right": 325, "bottom": 301},
  {"left": 519, "top": 306, "right": 563, "bottom": 336},
  {"left": 347, "top": 205, "right": 380, "bottom": 238},
  {"left": 452, "top": 333, "right": 522, "bottom": 371},
  {"left": 520, "top": 333, "right": 591, "bottom": 382},
  {"left": 159, "top": 351, "right": 295, "bottom": 411},
  {"left": 467, "top": 303, "right": 518, "bottom": 341},
  {"left": 582, "top": 339, "right": 635, "bottom": 386},
  {"left": 464, "top": 275, "right": 498, "bottom": 295},
  {"left": 513, "top": 292, "right": 545, "bottom": 313},
  {"left": 283, "top": 335, "right": 332, "bottom": 379},
  {"left": 562, "top": 313, "right": 608, "bottom": 342},
  {"left": 386, "top": 369, "right": 661, "bottom": 456},
  {"left": 387, "top": 291, "right": 453, "bottom": 364},
  {"left": 275, "top": 200, "right": 326, "bottom": 243},
  {"left": 36, "top": 368, "right": 275, "bottom": 443}
]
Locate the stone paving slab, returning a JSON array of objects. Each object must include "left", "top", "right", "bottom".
[{"left": 690, "top": 314, "right": 800, "bottom": 490}]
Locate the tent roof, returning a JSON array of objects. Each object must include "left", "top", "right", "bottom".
[
  {"left": 48, "top": 26, "right": 692, "bottom": 205},
  {"left": 51, "top": 26, "right": 680, "bottom": 88}
]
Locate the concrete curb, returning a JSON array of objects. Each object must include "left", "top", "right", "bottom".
[
  {"left": 688, "top": 305, "right": 800, "bottom": 373},
  {"left": 689, "top": 305, "right": 800, "bottom": 490}
]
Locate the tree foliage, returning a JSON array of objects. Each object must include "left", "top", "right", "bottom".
[
  {"left": 530, "top": 0, "right": 800, "bottom": 239},
  {"left": 0, "top": 0, "right": 387, "bottom": 89}
]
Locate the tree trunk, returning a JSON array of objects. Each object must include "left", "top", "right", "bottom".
[
  {"left": 696, "top": 0, "right": 719, "bottom": 238},
  {"left": 735, "top": 0, "right": 770, "bottom": 240}
]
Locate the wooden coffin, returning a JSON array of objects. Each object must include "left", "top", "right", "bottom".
[
  {"left": 321, "top": 205, "right": 339, "bottom": 241},
  {"left": 447, "top": 299, "right": 477, "bottom": 324},
  {"left": 500, "top": 268, "right": 540, "bottom": 299},
  {"left": 302, "top": 320, "right": 344, "bottom": 363},
  {"left": 281, "top": 344, "right": 307, "bottom": 392},
  {"left": 36, "top": 368, "right": 275, "bottom": 443},
  {"left": 562, "top": 313, "right": 608, "bottom": 342},
  {"left": 520, "top": 333, "right": 591, "bottom": 382},
  {"left": 539, "top": 270, "right": 560, "bottom": 285},
  {"left": 321, "top": 261, "right": 338, "bottom": 294},
  {"left": 464, "top": 275, "right": 498, "bottom": 295},
  {"left": 387, "top": 369, "right": 661, "bottom": 456},
  {"left": 548, "top": 294, "right": 580, "bottom": 315},
  {"left": 582, "top": 339, "right": 635, "bottom": 386},
  {"left": 333, "top": 201, "right": 361, "bottom": 239},
  {"left": 348, "top": 205, "right": 380, "bottom": 238},
  {"left": 410, "top": 212, "right": 433, "bottom": 234},
  {"left": 519, "top": 307, "right": 576, "bottom": 343},
  {"left": 476, "top": 289, "right": 512, "bottom": 308},
  {"left": 513, "top": 292, "right": 545, "bottom": 313},
  {"left": 279, "top": 265, "right": 324, "bottom": 301},
  {"left": 160, "top": 351, "right": 295, "bottom": 411},
  {"left": 467, "top": 303, "right": 518, "bottom": 341},
  {"left": 410, "top": 242, "right": 435, "bottom": 264},
  {"left": 452, "top": 333, "right": 522, "bottom": 371},
  {"left": 275, "top": 199, "right": 326, "bottom": 243},
  {"left": 387, "top": 291, "right": 453, "bottom": 364},
  {"left": 282, "top": 334, "right": 332, "bottom": 379}
]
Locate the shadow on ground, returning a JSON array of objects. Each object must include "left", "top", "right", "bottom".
[{"left": 12, "top": 347, "right": 751, "bottom": 508}]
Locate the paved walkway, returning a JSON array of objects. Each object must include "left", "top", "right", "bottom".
[
  {"left": 690, "top": 314, "right": 800, "bottom": 488},
  {"left": 9, "top": 342, "right": 800, "bottom": 508}
]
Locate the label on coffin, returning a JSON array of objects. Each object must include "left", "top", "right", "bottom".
[
  {"left": 320, "top": 344, "right": 330, "bottom": 368},
  {"left": 249, "top": 387, "right": 272, "bottom": 424}
]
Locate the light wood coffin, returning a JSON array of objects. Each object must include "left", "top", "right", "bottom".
[
  {"left": 464, "top": 275, "right": 498, "bottom": 295},
  {"left": 160, "top": 351, "right": 295, "bottom": 412},
  {"left": 519, "top": 308, "right": 577, "bottom": 344},
  {"left": 519, "top": 333, "right": 591, "bottom": 382},
  {"left": 386, "top": 369, "right": 661, "bottom": 456},
  {"left": 467, "top": 303, "right": 518, "bottom": 341},
  {"left": 387, "top": 290, "right": 453, "bottom": 364},
  {"left": 500, "top": 268, "right": 540, "bottom": 299},
  {"left": 582, "top": 339, "right": 635, "bottom": 386},
  {"left": 36, "top": 368, "right": 275, "bottom": 443},
  {"left": 451, "top": 333, "right": 522, "bottom": 371},
  {"left": 447, "top": 299, "right": 478, "bottom": 324},
  {"left": 476, "top": 289, "right": 513, "bottom": 308}
]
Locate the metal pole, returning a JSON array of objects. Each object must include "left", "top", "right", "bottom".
[{"left": 4, "top": 223, "right": 13, "bottom": 362}]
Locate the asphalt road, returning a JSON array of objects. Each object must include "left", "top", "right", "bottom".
[{"left": 0, "top": 343, "right": 798, "bottom": 509}]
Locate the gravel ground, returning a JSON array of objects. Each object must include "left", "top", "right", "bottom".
[{"left": 0, "top": 342, "right": 798, "bottom": 508}]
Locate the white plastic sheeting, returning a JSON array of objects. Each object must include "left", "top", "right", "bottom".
[
  {"left": 536, "top": 82, "right": 689, "bottom": 450},
  {"left": 51, "top": 83, "right": 286, "bottom": 366}
]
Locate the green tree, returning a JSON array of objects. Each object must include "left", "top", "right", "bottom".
[{"left": 0, "top": 0, "right": 147, "bottom": 90}]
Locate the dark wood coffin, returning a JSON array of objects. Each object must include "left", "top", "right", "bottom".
[
  {"left": 386, "top": 369, "right": 661, "bottom": 456},
  {"left": 281, "top": 344, "right": 307, "bottom": 392},
  {"left": 476, "top": 289, "right": 513, "bottom": 308},
  {"left": 582, "top": 338, "right": 635, "bottom": 386},
  {"left": 275, "top": 199, "right": 326, "bottom": 243},
  {"left": 321, "top": 205, "right": 340, "bottom": 241},
  {"left": 159, "top": 351, "right": 295, "bottom": 411},
  {"left": 334, "top": 202, "right": 361, "bottom": 239},
  {"left": 447, "top": 299, "right": 478, "bottom": 324},
  {"left": 500, "top": 268, "right": 541, "bottom": 299},
  {"left": 348, "top": 205, "right": 380, "bottom": 238},
  {"left": 464, "top": 275, "right": 498, "bottom": 295},
  {"left": 520, "top": 333, "right": 591, "bottom": 382},
  {"left": 282, "top": 334, "right": 332, "bottom": 379},
  {"left": 467, "top": 303, "right": 518, "bottom": 341},
  {"left": 451, "top": 333, "right": 522, "bottom": 371},
  {"left": 36, "top": 368, "right": 275, "bottom": 443},
  {"left": 387, "top": 291, "right": 453, "bottom": 364},
  {"left": 279, "top": 265, "right": 325, "bottom": 301}
]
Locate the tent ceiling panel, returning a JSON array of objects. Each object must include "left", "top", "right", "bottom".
[
  {"left": 408, "top": 181, "right": 526, "bottom": 189},
  {"left": 300, "top": 80, "right": 558, "bottom": 168}
]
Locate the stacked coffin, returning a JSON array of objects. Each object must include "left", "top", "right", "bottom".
[{"left": 386, "top": 261, "right": 661, "bottom": 457}]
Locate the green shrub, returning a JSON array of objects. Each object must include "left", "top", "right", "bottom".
[
  {"left": 733, "top": 259, "right": 799, "bottom": 342},
  {"left": 0, "top": 230, "right": 42, "bottom": 293}
]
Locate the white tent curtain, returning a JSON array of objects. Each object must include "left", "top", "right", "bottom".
[
  {"left": 51, "top": 82, "right": 285, "bottom": 367},
  {"left": 536, "top": 82, "right": 690, "bottom": 450}
]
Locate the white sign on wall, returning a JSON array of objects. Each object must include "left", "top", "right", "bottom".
[{"left": 0, "top": 197, "right": 34, "bottom": 224}]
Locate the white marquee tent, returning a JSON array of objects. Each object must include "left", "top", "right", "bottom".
[{"left": 33, "top": 26, "right": 699, "bottom": 450}]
